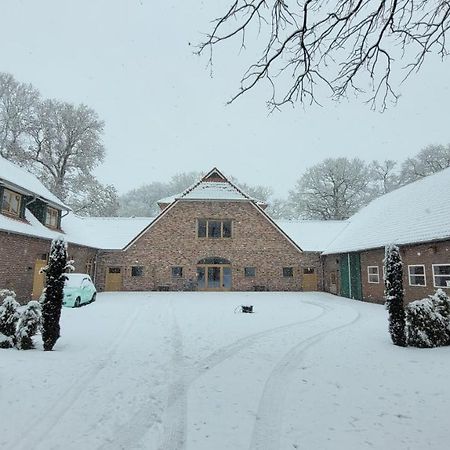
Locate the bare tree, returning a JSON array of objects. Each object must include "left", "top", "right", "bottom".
[
  {"left": 400, "top": 143, "right": 450, "bottom": 184},
  {"left": 370, "top": 159, "right": 400, "bottom": 194},
  {"left": 289, "top": 157, "right": 374, "bottom": 219},
  {"left": 26, "top": 100, "right": 105, "bottom": 200},
  {"left": 198, "top": 1, "right": 450, "bottom": 110},
  {"left": 0, "top": 73, "right": 39, "bottom": 162},
  {"left": 65, "top": 174, "right": 119, "bottom": 216}
]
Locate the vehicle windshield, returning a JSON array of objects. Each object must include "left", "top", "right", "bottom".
[{"left": 65, "top": 275, "right": 87, "bottom": 288}]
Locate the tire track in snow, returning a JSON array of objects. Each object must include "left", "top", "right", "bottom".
[
  {"left": 13, "top": 304, "right": 143, "bottom": 450},
  {"left": 157, "top": 301, "right": 187, "bottom": 450},
  {"left": 248, "top": 303, "right": 361, "bottom": 450},
  {"left": 103, "top": 300, "right": 328, "bottom": 449},
  {"left": 154, "top": 301, "right": 327, "bottom": 450}
]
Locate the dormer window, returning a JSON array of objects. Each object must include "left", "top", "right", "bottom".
[
  {"left": 2, "top": 188, "right": 22, "bottom": 217},
  {"left": 45, "top": 206, "right": 59, "bottom": 229}
]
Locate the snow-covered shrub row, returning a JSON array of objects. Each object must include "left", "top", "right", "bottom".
[
  {"left": 0, "top": 290, "right": 42, "bottom": 350},
  {"left": 405, "top": 289, "right": 450, "bottom": 348}
]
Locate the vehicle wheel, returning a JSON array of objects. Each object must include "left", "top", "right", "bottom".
[
  {"left": 74, "top": 297, "right": 81, "bottom": 308},
  {"left": 91, "top": 293, "right": 96, "bottom": 303}
]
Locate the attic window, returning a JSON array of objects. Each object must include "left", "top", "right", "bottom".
[
  {"left": 45, "top": 207, "right": 59, "bottom": 229},
  {"left": 197, "top": 219, "right": 232, "bottom": 238},
  {"left": 2, "top": 188, "right": 22, "bottom": 217}
]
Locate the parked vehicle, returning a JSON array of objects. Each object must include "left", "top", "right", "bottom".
[{"left": 62, "top": 274, "right": 97, "bottom": 308}]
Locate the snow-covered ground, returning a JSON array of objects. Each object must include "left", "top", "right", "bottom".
[{"left": 1, "top": 292, "right": 450, "bottom": 450}]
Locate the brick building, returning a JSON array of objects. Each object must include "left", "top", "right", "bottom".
[
  {"left": 322, "top": 168, "right": 450, "bottom": 304},
  {"left": 95, "top": 169, "right": 346, "bottom": 293}
]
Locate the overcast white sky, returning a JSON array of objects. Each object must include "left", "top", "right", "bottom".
[{"left": 1, "top": 0, "right": 449, "bottom": 197}]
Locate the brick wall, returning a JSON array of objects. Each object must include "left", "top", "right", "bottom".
[
  {"left": 0, "top": 231, "right": 97, "bottom": 304},
  {"left": 96, "top": 200, "right": 318, "bottom": 292},
  {"left": 360, "top": 240, "right": 450, "bottom": 304}
]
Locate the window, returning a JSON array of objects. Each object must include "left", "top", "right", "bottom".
[
  {"left": 2, "top": 188, "right": 22, "bottom": 217},
  {"left": 109, "top": 267, "right": 121, "bottom": 274},
  {"left": 432, "top": 264, "right": 450, "bottom": 288},
  {"left": 244, "top": 267, "right": 256, "bottom": 277},
  {"left": 408, "top": 265, "right": 426, "bottom": 286},
  {"left": 303, "top": 268, "right": 315, "bottom": 274},
  {"left": 197, "top": 219, "right": 232, "bottom": 238},
  {"left": 283, "top": 267, "right": 293, "bottom": 277},
  {"left": 172, "top": 266, "right": 183, "bottom": 278},
  {"left": 131, "top": 266, "right": 143, "bottom": 277},
  {"left": 367, "top": 266, "right": 380, "bottom": 283},
  {"left": 45, "top": 206, "right": 59, "bottom": 228}
]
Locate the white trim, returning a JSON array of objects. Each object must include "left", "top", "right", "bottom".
[
  {"left": 432, "top": 264, "right": 450, "bottom": 288},
  {"left": 367, "top": 265, "right": 380, "bottom": 284},
  {"left": 408, "top": 264, "right": 426, "bottom": 287}
]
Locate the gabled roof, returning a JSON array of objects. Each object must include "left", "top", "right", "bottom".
[
  {"left": 0, "top": 156, "right": 68, "bottom": 210},
  {"left": 157, "top": 168, "right": 259, "bottom": 205},
  {"left": 323, "top": 168, "right": 450, "bottom": 254},
  {"left": 276, "top": 220, "right": 349, "bottom": 252}
]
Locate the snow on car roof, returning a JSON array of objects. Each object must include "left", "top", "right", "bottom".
[
  {"left": 276, "top": 220, "right": 349, "bottom": 252},
  {"left": 323, "top": 167, "right": 450, "bottom": 254},
  {"left": 0, "top": 156, "right": 68, "bottom": 209}
]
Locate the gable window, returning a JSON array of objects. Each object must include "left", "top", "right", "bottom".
[
  {"left": 45, "top": 206, "right": 59, "bottom": 229},
  {"left": 432, "top": 264, "right": 450, "bottom": 288},
  {"left": 408, "top": 265, "right": 426, "bottom": 286},
  {"left": 283, "top": 267, "right": 293, "bottom": 277},
  {"left": 197, "top": 219, "right": 232, "bottom": 238},
  {"left": 244, "top": 267, "right": 256, "bottom": 277},
  {"left": 131, "top": 266, "right": 143, "bottom": 277},
  {"left": 2, "top": 188, "right": 22, "bottom": 217},
  {"left": 172, "top": 266, "right": 183, "bottom": 278},
  {"left": 367, "top": 266, "right": 380, "bottom": 284}
]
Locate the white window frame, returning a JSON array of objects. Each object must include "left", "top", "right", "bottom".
[
  {"left": 367, "top": 266, "right": 380, "bottom": 284},
  {"left": 408, "top": 264, "right": 426, "bottom": 287},
  {"left": 432, "top": 264, "right": 450, "bottom": 288}
]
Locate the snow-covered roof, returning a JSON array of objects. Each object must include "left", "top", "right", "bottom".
[
  {"left": 0, "top": 157, "right": 68, "bottom": 209},
  {"left": 276, "top": 220, "right": 349, "bottom": 252},
  {"left": 61, "top": 214, "right": 155, "bottom": 250},
  {"left": 157, "top": 168, "right": 258, "bottom": 205},
  {"left": 323, "top": 168, "right": 450, "bottom": 254},
  {"left": 0, "top": 209, "right": 154, "bottom": 250}
]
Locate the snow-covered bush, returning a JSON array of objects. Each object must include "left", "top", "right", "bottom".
[
  {"left": 384, "top": 244, "right": 406, "bottom": 347},
  {"left": 16, "top": 301, "right": 42, "bottom": 350},
  {"left": 406, "top": 289, "right": 450, "bottom": 348},
  {"left": 0, "top": 290, "right": 20, "bottom": 343},
  {"left": 41, "top": 237, "right": 71, "bottom": 351}
]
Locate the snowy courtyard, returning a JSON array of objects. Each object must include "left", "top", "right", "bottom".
[{"left": 2, "top": 292, "right": 450, "bottom": 450}]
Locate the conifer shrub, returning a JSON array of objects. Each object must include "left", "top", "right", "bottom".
[
  {"left": 384, "top": 244, "right": 407, "bottom": 347},
  {"left": 406, "top": 289, "right": 450, "bottom": 348},
  {"left": 16, "top": 301, "right": 42, "bottom": 350},
  {"left": 0, "top": 290, "right": 20, "bottom": 348},
  {"left": 41, "top": 237, "right": 72, "bottom": 351}
]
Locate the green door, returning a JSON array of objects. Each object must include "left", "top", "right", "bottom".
[{"left": 339, "top": 253, "right": 362, "bottom": 300}]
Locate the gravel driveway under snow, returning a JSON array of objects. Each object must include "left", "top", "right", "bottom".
[{"left": 1, "top": 292, "right": 450, "bottom": 450}]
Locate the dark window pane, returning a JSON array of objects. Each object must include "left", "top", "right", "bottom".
[
  {"left": 283, "top": 267, "right": 293, "bottom": 277},
  {"left": 109, "top": 267, "right": 121, "bottom": 274},
  {"left": 198, "top": 219, "right": 207, "bottom": 237},
  {"left": 245, "top": 267, "right": 256, "bottom": 277},
  {"left": 172, "top": 266, "right": 183, "bottom": 278},
  {"left": 303, "top": 268, "right": 315, "bottom": 274},
  {"left": 197, "top": 267, "right": 205, "bottom": 288},
  {"left": 131, "top": 266, "right": 143, "bottom": 277},
  {"left": 223, "top": 220, "right": 232, "bottom": 238},
  {"left": 208, "top": 220, "right": 221, "bottom": 238}
]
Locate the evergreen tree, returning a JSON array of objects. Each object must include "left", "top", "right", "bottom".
[
  {"left": 41, "top": 238, "right": 71, "bottom": 351},
  {"left": 384, "top": 245, "right": 407, "bottom": 347},
  {"left": 16, "top": 301, "right": 42, "bottom": 350},
  {"left": 0, "top": 290, "right": 20, "bottom": 338}
]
